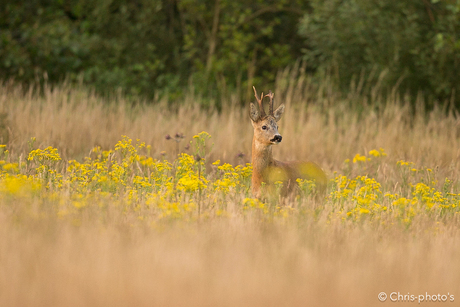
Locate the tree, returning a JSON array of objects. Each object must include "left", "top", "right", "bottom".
[
  {"left": 299, "top": 0, "right": 460, "bottom": 105},
  {"left": 0, "top": 0, "right": 309, "bottom": 103}
]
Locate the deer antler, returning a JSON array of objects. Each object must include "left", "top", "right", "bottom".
[
  {"left": 253, "top": 86, "right": 266, "bottom": 117},
  {"left": 265, "top": 90, "right": 274, "bottom": 115}
]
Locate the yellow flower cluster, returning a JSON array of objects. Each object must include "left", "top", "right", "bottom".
[
  {"left": 0, "top": 136, "right": 458, "bottom": 227},
  {"left": 213, "top": 161, "right": 252, "bottom": 194},
  {"left": 330, "top": 175, "right": 386, "bottom": 219},
  {"left": 352, "top": 148, "right": 386, "bottom": 163}
]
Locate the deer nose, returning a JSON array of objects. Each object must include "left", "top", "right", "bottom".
[{"left": 273, "top": 135, "right": 282, "bottom": 142}]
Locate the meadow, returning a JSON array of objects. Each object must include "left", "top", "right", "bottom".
[{"left": 0, "top": 72, "right": 460, "bottom": 306}]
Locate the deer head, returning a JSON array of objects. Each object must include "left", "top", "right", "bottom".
[{"left": 249, "top": 86, "right": 285, "bottom": 146}]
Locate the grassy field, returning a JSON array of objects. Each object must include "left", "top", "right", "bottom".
[{"left": 0, "top": 75, "right": 460, "bottom": 306}]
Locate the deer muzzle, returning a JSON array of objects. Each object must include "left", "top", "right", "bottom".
[{"left": 270, "top": 134, "right": 282, "bottom": 143}]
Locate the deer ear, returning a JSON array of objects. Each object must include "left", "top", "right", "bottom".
[
  {"left": 273, "top": 104, "right": 285, "bottom": 121},
  {"left": 249, "top": 103, "right": 260, "bottom": 122}
]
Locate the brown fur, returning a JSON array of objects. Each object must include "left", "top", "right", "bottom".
[{"left": 249, "top": 87, "right": 327, "bottom": 198}]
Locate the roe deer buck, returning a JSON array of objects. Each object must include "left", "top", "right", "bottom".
[{"left": 249, "top": 86, "right": 327, "bottom": 198}]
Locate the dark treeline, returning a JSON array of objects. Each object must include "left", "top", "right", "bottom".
[{"left": 1, "top": 0, "right": 459, "bottom": 107}]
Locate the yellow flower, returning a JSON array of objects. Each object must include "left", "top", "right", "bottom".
[
  {"left": 353, "top": 153, "right": 367, "bottom": 163},
  {"left": 369, "top": 149, "right": 380, "bottom": 157},
  {"left": 28, "top": 146, "right": 61, "bottom": 162}
]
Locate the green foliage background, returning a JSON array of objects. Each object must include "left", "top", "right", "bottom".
[
  {"left": 1, "top": 0, "right": 459, "bottom": 106},
  {"left": 299, "top": 0, "right": 460, "bottom": 104}
]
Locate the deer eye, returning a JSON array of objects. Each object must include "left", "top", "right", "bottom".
[{"left": 262, "top": 126, "right": 267, "bottom": 130}]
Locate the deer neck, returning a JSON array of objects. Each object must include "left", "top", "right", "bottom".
[{"left": 251, "top": 138, "right": 275, "bottom": 177}]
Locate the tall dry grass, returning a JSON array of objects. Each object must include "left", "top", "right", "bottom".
[
  {"left": 1, "top": 73, "right": 459, "bottom": 174},
  {"left": 1, "top": 73, "right": 460, "bottom": 306},
  {"left": 1, "top": 214, "right": 459, "bottom": 307}
]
